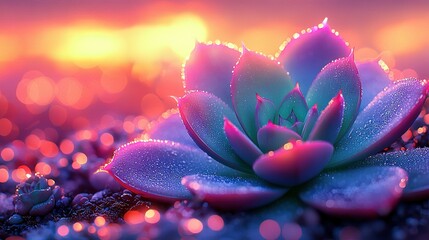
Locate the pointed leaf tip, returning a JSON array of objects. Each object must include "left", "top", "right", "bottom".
[
  {"left": 322, "top": 17, "right": 328, "bottom": 26},
  {"left": 184, "top": 43, "right": 240, "bottom": 108}
]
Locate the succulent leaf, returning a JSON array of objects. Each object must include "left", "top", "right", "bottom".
[
  {"left": 277, "top": 84, "right": 308, "bottom": 123},
  {"left": 104, "top": 140, "right": 239, "bottom": 201},
  {"left": 178, "top": 91, "right": 251, "bottom": 172},
  {"left": 255, "top": 94, "right": 276, "bottom": 129},
  {"left": 357, "top": 59, "right": 392, "bottom": 111},
  {"left": 357, "top": 148, "right": 429, "bottom": 200},
  {"left": 257, "top": 123, "right": 302, "bottom": 153},
  {"left": 224, "top": 118, "right": 263, "bottom": 165},
  {"left": 253, "top": 141, "right": 333, "bottom": 186},
  {"left": 182, "top": 174, "right": 287, "bottom": 211},
  {"left": 330, "top": 78, "right": 428, "bottom": 167},
  {"left": 232, "top": 49, "right": 294, "bottom": 142},
  {"left": 300, "top": 166, "right": 407, "bottom": 217},
  {"left": 301, "top": 105, "right": 319, "bottom": 140},
  {"left": 184, "top": 43, "right": 240, "bottom": 107},
  {"left": 146, "top": 111, "right": 198, "bottom": 148},
  {"left": 308, "top": 92, "right": 345, "bottom": 144},
  {"left": 278, "top": 20, "right": 350, "bottom": 95},
  {"left": 306, "top": 53, "right": 361, "bottom": 141}
]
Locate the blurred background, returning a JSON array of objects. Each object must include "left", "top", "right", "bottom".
[{"left": 1, "top": 0, "right": 429, "bottom": 143}]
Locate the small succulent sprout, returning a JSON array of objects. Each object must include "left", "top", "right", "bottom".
[
  {"left": 105, "top": 19, "right": 429, "bottom": 217},
  {"left": 14, "top": 174, "right": 63, "bottom": 216}
]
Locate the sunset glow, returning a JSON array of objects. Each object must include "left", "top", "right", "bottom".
[{"left": 1, "top": 1, "right": 429, "bottom": 239}]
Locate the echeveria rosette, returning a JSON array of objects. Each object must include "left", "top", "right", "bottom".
[
  {"left": 105, "top": 20, "right": 429, "bottom": 217},
  {"left": 14, "top": 174, "right": 63, "bottom": 216}
]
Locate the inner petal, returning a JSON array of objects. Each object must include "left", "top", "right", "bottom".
[
  {"left": 255, "top": 94, "right": 276, "bottom": 130},
  {"left": 231, "top": 49, "right": 294, "bottom": 142},
  {"left": 257, "top": 123, "right": 302, "bottom": 153},
  {"left": 253, "top": 141, "right": 334, "bottom": 187},
  {"left": 302, "top": 105, "right": 319, "bottom": 140},
  {"left": 308, "top": 92, "right": 345, "bottom": 144},
  {"left": 224, "top": 118, "right": 263, "bottom": 166},
  {"left": 277, "top": 84, "right": 309, "bottom": 123}
]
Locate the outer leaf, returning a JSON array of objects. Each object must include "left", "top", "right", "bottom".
[
  {"left": 257, "top": 123, "right": 302, "bottom": 153},
  {"left": 14, "top": 197, "right": 32, "bottom": 215},
  {"left": 184, "top": 43, "right": 240, "bottom": 107},
  {"left": 104, "top": 140, "right": 238, "bottom": 202},
  {"left": 306, "top": 53, "right": 361, "bottom": 141},
  {"left": 29, "top": 189, "right": 52, "bottom": 204},
  {"left": 182, "top": 174, "right": 286, "bottom": 211},
  {"left": 29, "top": 195, "right": 55, "bottom": 216},
  {"left": 357, "top": 59, "right": 392, "bottom": 111},
  {"left": 146, "top": 111, "right": 197, "bottom": 147},
  {"left": 253, "top": 141, "right": 333, "bottom": 187},
  {"left": 329, "top": 78, "right": 428, "bottom": 167},
  {"left": 178, "top": 91, "right": 251, "bottom": 172},
  {"left": 224, "top": 118, "right": 263, "bottom": 166},
  {"left": 358, "top": 148, "right": 429, "bottom": 200},
  {"left": 278, "top": 20, "right": 350, "bottom": 95},
  {"left": 300, "top": 166, "right": 407, "bottom": 217},
  {"left": 232, "top": 49, "right": 294, "bottom": 142}
]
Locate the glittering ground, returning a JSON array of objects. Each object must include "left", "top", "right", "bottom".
[{"left": 1, "top": 98, "right": 429, "bottom": 240}]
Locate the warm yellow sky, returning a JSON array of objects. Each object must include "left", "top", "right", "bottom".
[{"left": 1, "top": 0, "right": 428, "bottom": 76}]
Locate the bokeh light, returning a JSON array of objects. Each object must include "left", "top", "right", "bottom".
[
  {"left": 183, "top": 218, "right": 204, "bottom": 235},
  {"left": 282, "top": 223, "right": 302, "bottom": 240},
  {"left": 1, "top": 147, "right": 14, "bottom": 161},
  {"left": 57, "top": 225, "right": 69, "bottom": 237},
  {"left": 56, "top": 77, "right": 84, "bottom": 107},
  {"left": 0, "top": 118, "right": 13, "bottom": 137},
  {"left": 145, "top": 209, "right": 161, "bottom": 224},
  {"left": 0, "top": 166, "right": 9, "bottom": 183},
  {"left": 94, "top": 216, "right": 106, "bottom": 227},
  {"left": 73, "top": 222, "right": 84, "bottom": 232},
  {"left": 207, "top": 215, "right": 224, "bottom": 231},
  {"left": 16, "top": 72, "right": 55, "bottom": 106},
  {"left": 11, "top": 165, "right": 31, "bottom": 183},
  {"left": 259, "top": 219, "right": 281, "bottom": 240},
  {"left": 124, "top": 210, "right": 145, "bottom": 225}
]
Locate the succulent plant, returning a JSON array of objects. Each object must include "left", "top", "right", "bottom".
[
  {"left": 105, "top": 20, "right": 429, "bottom": 217},
  {"left": 14, "top": 174, "right": 62, "bottom": 216}
]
